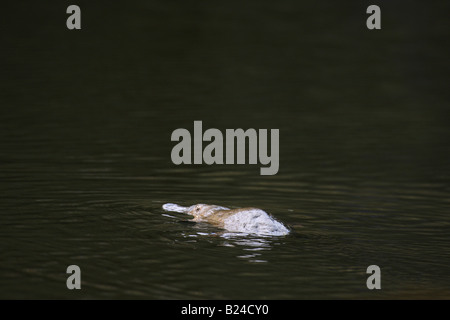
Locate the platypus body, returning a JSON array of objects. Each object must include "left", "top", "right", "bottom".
[{"left": 162, "top": 203, "right": 290, "bottom": 236}]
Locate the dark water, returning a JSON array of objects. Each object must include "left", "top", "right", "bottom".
[{"left": 1, "top": 1, "right": 449, "bottom": 299}]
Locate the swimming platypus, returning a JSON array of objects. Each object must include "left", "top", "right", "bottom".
[{"left": 162, "top": 203, "right": 290, "bottom": 236}]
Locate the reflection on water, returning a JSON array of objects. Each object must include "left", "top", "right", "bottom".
[
  {"left": 1, "top": 1, "right": 450, "bottom": 299},
  {"left": 223, "top": 235, "right": 274, "bottom": 264},
  {"left": 180, "top": 228, "right": 280, "bottom": 264}
]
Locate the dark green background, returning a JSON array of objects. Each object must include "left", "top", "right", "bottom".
[{"left": 1, "top": 1, "right": 449, "bottom": 299}]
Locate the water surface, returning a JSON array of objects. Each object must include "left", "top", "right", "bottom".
[{"left": 1, "top": 1, "right": 449, "bottom": 299}]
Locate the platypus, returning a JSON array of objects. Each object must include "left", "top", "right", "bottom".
[{"left": 162, "top": 203, "right": 290, "bottom": 236}]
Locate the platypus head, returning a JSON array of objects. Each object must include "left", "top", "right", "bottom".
[{"left": 187, "top": 204, "right": 229, "bottom": 219}]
